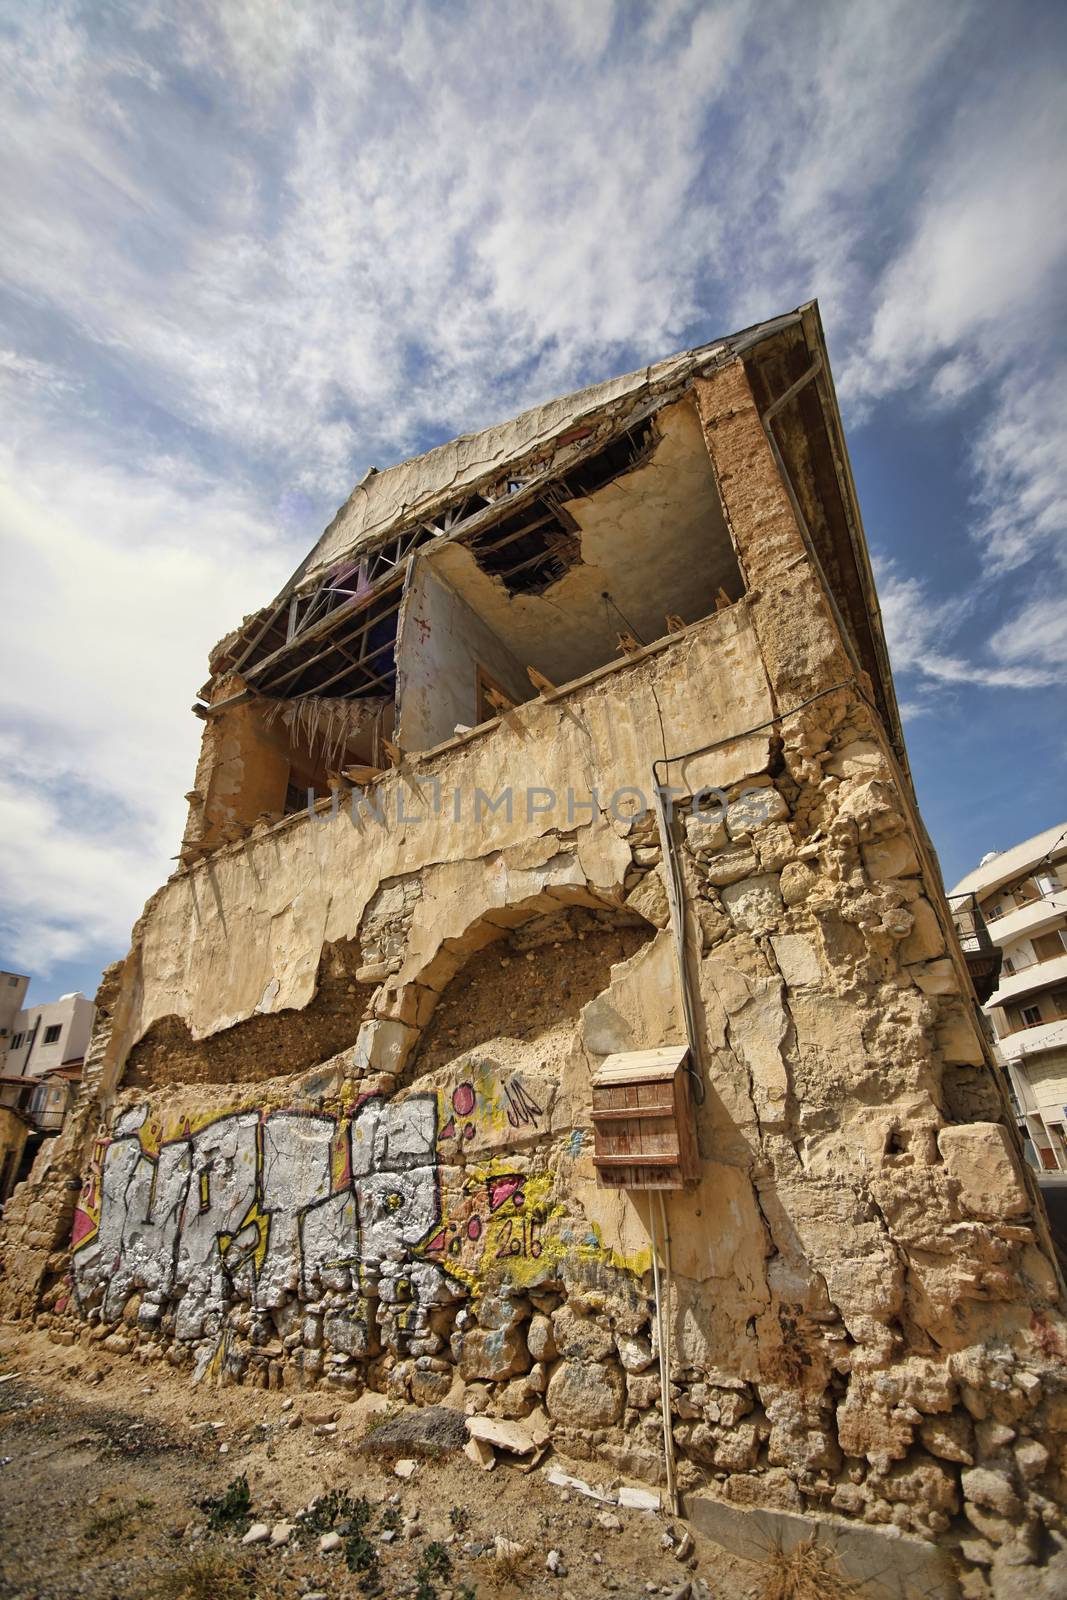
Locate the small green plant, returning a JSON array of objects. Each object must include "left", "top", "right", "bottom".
[
  {"left": 379, "top": 1504, "right": 402, "bottom": 1532},
  {"left": 299, "top": 1487, "right": 366, "bottom": 1534},
  {"left": 344, "top": 1530, "right": 377, "bottom": 1572},
  {"left": 456, "top": 1586, "right": 477, "bottom": 1600},
  {"left": 449, "top": 1505, "right": 469, "bottom": 1534},
  {"left": 414, "top": 1540, "right": 453, "bottom": 1600},
  {"left": 421, "top": 1542, "right": 452, "bottom": 1580},
  {"left": 200, "top": 1474, "right": 252, "bottom": 1533}
]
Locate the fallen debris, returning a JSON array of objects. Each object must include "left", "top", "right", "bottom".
[
  {"left": 358, "top": 1404, "right": 467, "bottom": 1460},
  {"left": 463, "top": 1434, "right": 495, "bottom": 1470},
  {"left": 545, "top": 1466, "right": 616, "bottom": 1503},
  {"left": 619, "top": 1484, "right": 661, "bottom": 1512}
]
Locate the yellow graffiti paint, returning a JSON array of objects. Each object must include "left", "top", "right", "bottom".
[
  {"left": 135, "top": 1113, "right": 165, "bottom": 1159},
  {"left": 219, "top": 1197, "right": 270, "bottom": 1282}
]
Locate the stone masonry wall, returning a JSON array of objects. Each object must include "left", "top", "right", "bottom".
[{"left": 3, "top": 360, "right": 1066, "bottom": 1598}]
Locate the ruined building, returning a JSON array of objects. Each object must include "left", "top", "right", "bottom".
[{"left": 3, "top": 303, "right": 1066, "bottom": 1595}]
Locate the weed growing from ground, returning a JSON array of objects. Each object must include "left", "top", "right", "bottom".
[
  {"left": 344, "top": 1530, "right": 377, "bottom": 1572},
  {"left": 151, "top": 1550, "right": 254, "bottom": 1600},
  {"left": 413, "top": 1540, "right": 453, "bottom": 1600},
  {"left": 200, "top": 1474, "right": 251, "bottom": 1534},
  {"left": 83, "top": 1501, "right": 137, "bottom": 1545},
  {"left": 298, "top": 1488, "right": 366, "bottom": 1535}
]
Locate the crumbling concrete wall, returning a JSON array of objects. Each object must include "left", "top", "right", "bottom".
[{"left": 3, "top": 362, "right": 1066, "bottom": 1598}]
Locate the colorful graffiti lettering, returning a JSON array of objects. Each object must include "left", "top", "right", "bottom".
[{"left": 71, "top": 1070, "right": 561, "bottom": 1349}]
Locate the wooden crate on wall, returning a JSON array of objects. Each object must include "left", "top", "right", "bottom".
[{"left": 590, "top": 1045, "right": 699, "bottom": 1190}]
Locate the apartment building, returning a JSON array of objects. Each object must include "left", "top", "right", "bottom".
[
  {"left": 0, "top": 990, "right": 94, "bottom": 1200},
  {"left": 951, "top": 822, "right": 1067, "bottom": 1169},
  {"left": 0, "top": 971, "right": 29, "bottom": 1050}
]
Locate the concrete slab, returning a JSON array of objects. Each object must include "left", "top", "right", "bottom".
[{"left": 684, "top": 1490, "right": 960, "bottom": 1600}]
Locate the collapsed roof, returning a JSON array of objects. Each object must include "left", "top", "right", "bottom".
[{"left": 204, "top": 302, "right": 907, "bottom": 774}]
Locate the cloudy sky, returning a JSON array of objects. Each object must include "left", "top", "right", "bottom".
[{"left": 1, "top": 0, "right": 1065, "bottom": 1006}]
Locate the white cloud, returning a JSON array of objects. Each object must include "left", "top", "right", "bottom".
[
  {"left": 875, "top": 561, "right": 1062, "bottom": 698},
  {"left": 990, "top": 596, "right": 1067, "bottom": 673},
  {"left": 0, "top": 413, "right": 293, "bottom": 977},
  {"left": 969, "top": 364, "right": 1067, "bottom": 575},
  {"left": 0, "top": 0, "right": 1064, "bottom": 984},
  {"left": 845, "top": 64, "right": 1067, "bottom": 404}
]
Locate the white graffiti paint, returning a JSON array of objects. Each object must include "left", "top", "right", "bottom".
[{"left": 73, "top": 1095, "right": 451, "bottom": 1348}]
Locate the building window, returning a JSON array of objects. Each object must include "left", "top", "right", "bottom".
[
  {"left": 11, "top": 1032, "right": 23, "bottom": 1049},
  {"left": 1033, "top": 930, "right": 1067, "bottom": 962},
  {"left": 42, "top": 1024, "right": 61, "bottom": 1045},
  {"left": 1021, "top": 1004, "right": 1042, "bottom": 1028}
]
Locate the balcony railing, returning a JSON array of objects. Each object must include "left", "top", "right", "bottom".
[
  {"left": 947, "top": 892, "right": 1002, "bottom": 1004},
  {"left": 30, "top": 1108, "right": 65, "bottom": 1132},
  {"left": 0, "top": 1082, "right": 68, "bottom": 1132}
]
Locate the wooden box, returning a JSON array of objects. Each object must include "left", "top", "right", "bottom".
[{"left": 591, "top": 1045, "right": 699, "bottom": 1190}]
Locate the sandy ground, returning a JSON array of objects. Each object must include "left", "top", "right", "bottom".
[{"left": 0, "top": 1325, "right": 765, "bottom": 1600}]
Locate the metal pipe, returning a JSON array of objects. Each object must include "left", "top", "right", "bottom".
[
  {"left": 657, "top": 1190, "right": 680, "bottom": 1514},
  {"left": 648, "top": 1199, "right": 679, "bottom": 1514},
  {"left": 652, "top": 783, "right": 705, "bottom": 1098}
]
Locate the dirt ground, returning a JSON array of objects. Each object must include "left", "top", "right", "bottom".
[{"left": 0, "top": 1326, "right": 765, "bottom": 1600}]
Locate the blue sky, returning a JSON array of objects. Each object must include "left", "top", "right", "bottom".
[{"left": 1, "top": 0, "right": 1065, "bottom": 1007}]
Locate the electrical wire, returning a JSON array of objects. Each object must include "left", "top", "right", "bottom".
[
  {"left": 600, "top": 589, "right": 647, "bottom": 646},
  {"left": 651, "top": 678, "right": 854, "bottom": 790}
]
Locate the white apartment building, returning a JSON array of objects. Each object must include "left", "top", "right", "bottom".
[
  {"left": 951, "top": 822, "right": 1067, "bottom": 1170},
  {"left": 0, "top": 972, "right": 29, "bottom": 1052},
  {"left": 0, "top": 985, "right": 94, "bottom": 1197},
  {"left": 5, "top": 991, "right": 95, "bottom": 1080}
]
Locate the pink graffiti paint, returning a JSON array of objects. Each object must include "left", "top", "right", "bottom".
[
  {"left": 487, "top": 1173, "right": 524, "bottom": 1212},
  {"left": 70, "top": 1204, "right": 96, "bottom": 1250}
]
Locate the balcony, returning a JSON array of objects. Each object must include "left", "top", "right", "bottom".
[
  {"left": 997, "top": 1016, "right": 1067, "bottom": 1063},
  {"left": 30, "top": 1107, "right": 66, "bottom": 1132},
  {"left": 0, "top": 1079, "right": 69, "bottom": 1134},
  {"left": 986, "top": 886, "right": 1067, "bottom": 948},
  {"left": 990, "top": 951, "right": 1067, "bottom": 1010},
  {"left": 947, "top": 892, "right": 1002, "bottom": 1004}
]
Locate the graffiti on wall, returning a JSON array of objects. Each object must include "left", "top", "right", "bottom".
[{"left": 71, "top": 1066, "right": 563, "bottom": 1350}]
